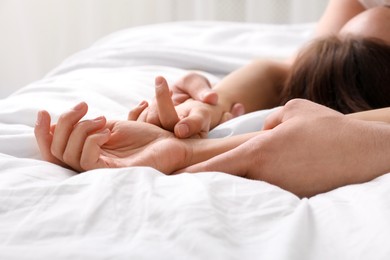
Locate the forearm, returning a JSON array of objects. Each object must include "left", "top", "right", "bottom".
[
  {"left": 344, "top": 120, "right": 390, "bottom": 184},
  {"left": 211, "top": 59, "right": 289, "bottom": 126},
  {"left": 347, "top": 107, "right": 390, "bottom": 124},
  {"left": 181, "top": 131, "right": 263, "bottom": 169}
]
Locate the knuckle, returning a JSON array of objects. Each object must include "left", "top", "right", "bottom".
[
  {"left": 284, "top": 98, "right": 305, "bottom": 110},
  {"left": 73, "top": 120, "right": 92, "bottom": 132},
  {"left": 164, "top": 118, "right": 178, "bottom": 128},
  {"left": 78, "top": 135, "right": 98, "bottom": 170},
  {"left": 50, "top": 145, "right": 62, "bottom": 159},
  {"left": 193, "top": 108, "right": 211, "bottom": 123},
  {"left": 182, "top": 72, "right": 199, "bottom": 81},
  {"left": 79, "top": 160, "right": 90, "bottom": 171},
  {"left": 137, "top": 109, "right": 148, "bottom": 122},
  {"left": 57, "top": 113, "right": 72, "bottom": 125},
  {"left": 146, "top": 112, "right": 161, "bottom": 126},
  {"left": 155, "top": 84, "right": 165, "bottom": 97},
  {"left": 182, "top": 72, "right": 209, "bottom": 86},
  {"left": 79, "top": 154, "right": 91, "bottom": 171},
  {"left": 62, "top": 151, "right": 75, "bottom": 164}
]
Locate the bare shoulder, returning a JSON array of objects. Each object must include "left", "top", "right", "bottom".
[{"left": 314, "top": 0, "right": 366, "bottom": 37}]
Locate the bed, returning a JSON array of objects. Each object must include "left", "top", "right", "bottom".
[{"left": 1, "top": 21, "right": 389, "bottom": 260}]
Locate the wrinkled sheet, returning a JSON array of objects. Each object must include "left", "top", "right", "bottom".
[{"left": 0, "top": 21, "right": 389, "bottom": 260}]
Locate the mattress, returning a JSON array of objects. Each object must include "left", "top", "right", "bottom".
[{"left": 0, "top": 21, "right": 389, "bottom": 260}]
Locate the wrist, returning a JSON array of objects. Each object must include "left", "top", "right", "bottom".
[
  {"left": 180, "top": 131, "right": 260, "bottom": 168},
  {"left": 364, "top": 122, "right": 390, "bottom": 178},
  {"left": 343, "top": 119, "right": 390, "bottom": 184},
  {"left": 170, "top": 137, "right": 194, "bottom": 173}
]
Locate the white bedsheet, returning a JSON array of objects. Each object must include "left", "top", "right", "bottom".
[{"left": 0, "top": 21, "right": 389, "bottom": 260}]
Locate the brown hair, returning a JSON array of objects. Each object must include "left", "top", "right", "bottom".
[{"left": 281, "top": 36, "right": 390, "bottom": 113}]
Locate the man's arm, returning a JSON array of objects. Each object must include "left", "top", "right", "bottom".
[{"left": 182, "top": 99, "right": 390, "bottom": 198}]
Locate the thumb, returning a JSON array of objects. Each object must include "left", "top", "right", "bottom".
[
  {"left": 263, "top": 106, "right": 284, "bottom": 130},
  {"left": 174, "top": 107, "right": 211, "bottom": 138},
  {"left": 200, "top": 90, "right": 218, "bottom": 105}
]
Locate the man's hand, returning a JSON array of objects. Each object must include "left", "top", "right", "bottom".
[{"left": 180, "top": 99, "right": 390, "bottom": 198}]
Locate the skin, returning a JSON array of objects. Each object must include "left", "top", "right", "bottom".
[
  {"left": 182, "top": 98, "right": 390, "bottom": 198},
  {"left": 134, "top": 1, "right": 390, "bottom": 137},
  {"left": 35, "top": 77, "right": 390, "bottom": 198},
  {"left": 35, "top": 1, "right": 390, "bottom": 197},
  {"left": 35, "top": 77, "right": 258, "bottom": 174},
  {"left": 135, "top": 73, "right": 246, "bottom": 138}
]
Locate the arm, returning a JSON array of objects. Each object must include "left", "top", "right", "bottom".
[
  {"left": 206, "top": 0, "right": 366, "bottom": 116},
  {"left": 211, "top": 59, "right": 289, "bottom": 120},
  {"left": 35, "top": 102, "right": 260, "bottom": 174},
  {"left": 34, "top": 81, "right": 260, "bottom": 174},
  {"left": 207, "top": 0, "right": 364, "bottom": 120},
  {"left": 129, "top": 0, "right": 367, "bottom": 138},
  {"left": 347, "top": 107, "right": 390, "bottom": 124},
  {"left": 207, "top": 0, "right": 365, "bottom": 122},
  {"left": 314, "top": 0, "right": 365, "bottom": 37},
  {"left": 183, "top": 99, "right": 390, "bottom": 198},
  {"left": 134, "top": 63, "right": 288, "bottom": 138},
  {"left": 193, "top": 106, "right": 390, "bottom": 168},
  {"left": 35, "top": 98, "right": 390, "bottom": 197},
  {"left": 214, "top": 0, "right": 366, "bottom": 114},
  {"left": 183, "top": 131, "right": 259, "bottom": 172}
]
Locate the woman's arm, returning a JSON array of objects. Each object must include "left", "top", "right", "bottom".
[
  {"left": 132, "top": 71, "right": 288, "bottom": 139},
  {"left": 35, "top": 97, "right": 390, "bottom": 198},
  {"left": 34, "top": 101, "right": 260, "bottom": 173},
  {"left": 314, "top": 0, "right": 365, "bottom": 37},
  {"left": 34, "top": 79, "right": 262, "bottom": 174},
  {"left": 212, "top": 59, "right": 289, "bottom": 117},
  {"left": 208, "top": 0, "right": 367, "bottom": 114},
  {"left": 347, "top": 107, "right": 390, "bottom": 123},
  {"left": 131, "top": 0, "right": 367, "bottom": 139},
  {"left": 214, "top": 0, "right": 367, "bottom": 113}
]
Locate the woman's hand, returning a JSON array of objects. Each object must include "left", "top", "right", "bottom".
[
  {"left": 130, "top": 75, "right": 244, "bottom": 138},
  {"left": 34, "top": 102, "right": 189, "bottom": 173}
]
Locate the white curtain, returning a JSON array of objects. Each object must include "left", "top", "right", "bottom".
[{"left": 0, "top": 0, "right": 328, "bottom": 97}]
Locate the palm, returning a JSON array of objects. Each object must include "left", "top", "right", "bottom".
[{"left": 99, "top": 120, "right": 185, "bottom": 173}]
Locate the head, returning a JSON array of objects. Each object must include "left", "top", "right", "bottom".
[{"left": 282, "top": 36, "right": 390, "bottom": 113}]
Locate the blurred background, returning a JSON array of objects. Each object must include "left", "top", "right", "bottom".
[{"left": 0, "top": 0, "right": 328, "bottom": 98}]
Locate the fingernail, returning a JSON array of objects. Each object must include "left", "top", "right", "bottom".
[
  {"left": 73, "top": 102, "right": 85, "bottom": 110},
  {"left": 177, "top": 124, "right": 189, "bottom": 137},
  {"left": 138, "top": 100, "right": 147, "bottom": 107},
  {"left": 36, "top": 111, "right": 43, "bottom": 125},
  {"left": 237, "top": 105, "right": 245, "bottom": 116},
  {"left": 93, "top": 116, "right": 105, "bottom": 122},
  {"left": 155, "top": 76, "right": 164, "bottom": 86}
]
